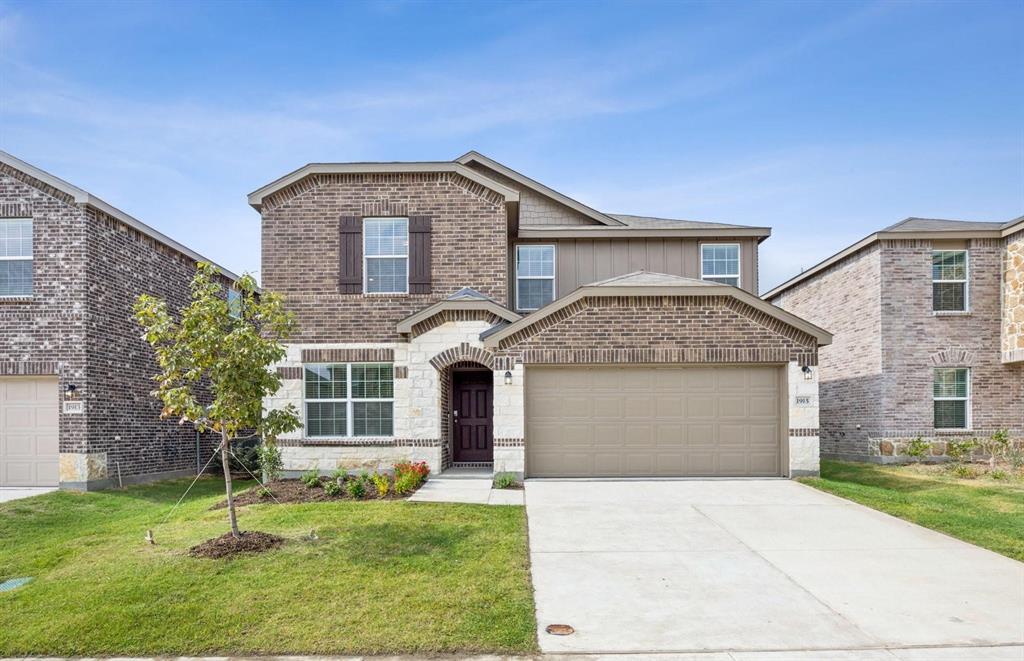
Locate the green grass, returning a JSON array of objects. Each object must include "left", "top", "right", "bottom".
[
  {"left": 0, "top": 478, "right": 537, "bottom": 656},
  {"left": 800, "top": 460, "right": 1024, "bottom": 561}
]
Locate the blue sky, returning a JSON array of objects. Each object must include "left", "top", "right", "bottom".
[{"left": 1, "top": 0, "right": 1021, "bottom": 291}]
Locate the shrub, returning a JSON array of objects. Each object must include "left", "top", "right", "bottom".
[
  {"left": 346, "top": 477, "right": 367, "bottom": 499},
  {"left": 946, "top": 438, "right": 978, "bottom": 463},
  {"left": 990, "top": 470, "right": 1009, "bottom": 481},
  {"left": 949, "top": 463, "right": 979, "bottom": 479},
  {"left": 983, "top": 429, "right": 1012, "bottom": 468},
  {"left": 493, "top": 472, "right": 518, "bottom": 489},
  {"left": 371, "top": 472, "right": 390, "bottom": 497},
  {"left": 395, "top": 461, "right": 430, "bottom": 480},
  {"left": 300, "top": 465, "right": 321, "bottom": 488},
  {"left": 257, "top": 486, "right": 272, "bottom": 499},
  {"left": 257, "top": 441, "right": 283, "bottom": 484},
  {"left": 394, "top": 471, "right": 420, "bottom": 495},
  {"left": 331, "top": 467, "right": 349, "bottom": 482},
  {"left": 904, "top": 437, "right": 931, "bottom": 463},
  {"left": 323, "top": 479, "right": 343, "bottom": 496}
]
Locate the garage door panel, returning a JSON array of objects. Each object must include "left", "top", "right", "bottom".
[
  {"left": 527, "top": 366, "right": 782, "bottom": 478},
  {"left": 1, "top": 377, "right": 60, "bottom": 487}
]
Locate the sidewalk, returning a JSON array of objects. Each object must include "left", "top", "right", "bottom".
[{"left": 407, "top": 467, "right": 524, "bottom": 505}]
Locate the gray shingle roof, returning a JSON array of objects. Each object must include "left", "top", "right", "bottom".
[
  {"left": 446, "top": 287, "right": 493, "bottom": 301},
  {"left": 882, "top": 217, "right": 1007, "bottom": 232},
  {"left": 607, "top": 213, "right": 759, "bottom": 230},
  {"left": 588, "top": 271, "right": 724, "bottom": 288}
]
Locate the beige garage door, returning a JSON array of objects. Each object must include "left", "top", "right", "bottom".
[
  {"left": 526, "top": 366, "right": 783, "bottom": 477},
  {"left": 0, "top": 377, "right": 59, "bottom": 487}
]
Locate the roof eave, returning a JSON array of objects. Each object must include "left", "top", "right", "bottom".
[
  {"left": 247, "top": 162, "right": 520, "bottom": 211},
  {"left": 0, "top": 150, "right": 246, "bottom": 284},
  {"left": 764, "top": 226, "right": 1016, "bottom": 300},
  {"left": 455, "top": 151, "right": 625, "bottom": 227},
  {"left": 482, "top": 283, "right": 832, "bottom": 349},
  {"left": 518, "top": 226, "right": 772, "bottom": 240},
  {"left": 396, "top": 299, "right": 521, "bottom": 334}
]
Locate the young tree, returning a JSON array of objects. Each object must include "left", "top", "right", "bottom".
[{"left": 134, "top": 263, "right": 300, "bottom": 538}]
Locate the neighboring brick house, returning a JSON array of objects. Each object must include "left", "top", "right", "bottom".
[
  {"left": 766, "top": 216, "right": 1024, "bottom": 461},
  {"left": 255, "top": 152, "right": 832, "bottom": 479},
  {"left": 0, "top": 151, "right": 241, "bottom": 490}
]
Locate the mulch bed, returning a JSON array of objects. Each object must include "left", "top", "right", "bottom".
[
  {"left": 189, "top": 531, "right": 285, "bottom": 559},
  {"left": 211, "top": 476, "right": 423, "bottom": 510}
]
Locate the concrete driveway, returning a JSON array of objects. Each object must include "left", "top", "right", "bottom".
[
  {"left": 0, "top": 487, "right": 57, "bottom": 503},
  {"left": 526, "top": 479, "right": 1024, "bottom": 657}
]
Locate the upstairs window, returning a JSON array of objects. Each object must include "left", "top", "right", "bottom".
[
  {"left": 932, "top": 250, "right": 968, "bottom": 312},
  {"left": 934, "top": 368, "right": 969, "bottom": 429},
  {"left": 516, "top": 244, "right": 555, "bottom": 311},
  {"left": 0, "top": 218, "right": 32, "bottom": 297},
  {"left": 227, "top": 288, "right": 242, "bottom": 319},
  {"left": 364, "top": 218, "right": 408, "bottom": 294},
  {"left": 304, "top": 363, "right": 394, "bottom": 437},
  {"left": 701, "top": 243, "right": 740, "bottom": 287}
]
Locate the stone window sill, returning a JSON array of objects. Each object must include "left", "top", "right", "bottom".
[
  {"left": 932, "top": 311, "right": 971, "bottom": 317},
  {"left": 0, "top": 296, "right": 33, "bottom": 303}
]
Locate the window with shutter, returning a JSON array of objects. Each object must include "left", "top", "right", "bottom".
[
  {"left": 408, "top": 215, "right": 432, "bottom": 294},
  {"left": 338, "top": 215, "right": 363, "bottom": 294}
]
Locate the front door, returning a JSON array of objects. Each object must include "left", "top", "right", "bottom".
[{"left": 452, "top": 369, "right": 493, "bottom": 463}]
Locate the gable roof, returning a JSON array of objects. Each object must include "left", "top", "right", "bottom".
[
  {"left": 247, "top": 161, "right": 520, "bottom": 211},
  {"left": 396, "top": 288, "right": 520, "bottom": 334},
  {"left": 764, "top": 215, "right": 1024, "bottom": 301},
  {"left": 455, "top": 150, "right": 624, "bottom": 227},
  {"left": 0, "top": 150, "right": 244, "bottom": 282},
  {"left": 481, "top": 270, "right": 832, "bottom": 348}
]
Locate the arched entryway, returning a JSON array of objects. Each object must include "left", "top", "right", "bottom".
[{"left": 431, "top": 344, "right": 496, "bottom": 469}]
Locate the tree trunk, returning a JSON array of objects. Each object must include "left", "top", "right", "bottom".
[{"left": 220, "top": 427, "right": 240, "bottom": 538}]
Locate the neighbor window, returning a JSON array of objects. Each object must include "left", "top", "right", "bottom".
[
  {"left": 364, "top": 218, "right": 409, "bottom": 294},
  {"left": 227, "top": 288, "right": 242, "bottom": 319},
  {"left": 0, "top": 218, "right": 32, "bottom": 297},
  {"left": 516, "top": 244, "right": 555, "bottom": 311},
  {"left": 932, "top": 250, "right": 968, "bottom": 312},
  {"left": 701, "top": 243, "right": 740, "bottom": 287},
  {"left": 934, "top": 368, "right": 969, "bottom": 430},
  {"left": 304, "top": 363, "right": 394, "bottom": 437}
]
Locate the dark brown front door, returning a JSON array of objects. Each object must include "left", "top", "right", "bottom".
[{"left": 452, "top": 369, "right": 493, "bottom": 463}]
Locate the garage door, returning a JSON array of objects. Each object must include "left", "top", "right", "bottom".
[
  {"left": 526, "top": 366, "right": 783, "bottom": 477},
  {"left": 0, "top": 377, "right": 59, "bottom": 487}
]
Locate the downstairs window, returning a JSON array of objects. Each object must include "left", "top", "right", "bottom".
[{"left": 304, "top": 363, "right": 394, "bottom": 437}]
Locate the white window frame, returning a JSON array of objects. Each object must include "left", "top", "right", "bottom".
[
  {"left": 303, "top": 363, "right": 395, "bottom": 438},
  {"left": 700, "top": 242, "right": 741, "bottom": 287},
  {"left": 933, "top": 367, "right": 971, "bottom": 431},
  {"left": 0, "top": 217, "right": 33, "bottom": 298},
  {"left": 515, "top": 244, "right": 556, "bottom": 312},
  {"left": 363, "top": 217, "right": 409, "bottom": 295},
  {"left": 932, "top": 249, "right": 969, "bottom": 313}
]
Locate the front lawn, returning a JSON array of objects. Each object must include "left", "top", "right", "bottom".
[
  {"left": 0, "top": 478, "right": 537, "bottom": 656},
  {"left": 800, "top": 460, "right": 1024, "bottom": 561}
]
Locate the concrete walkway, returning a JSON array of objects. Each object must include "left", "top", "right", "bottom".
[
  {"left": 408, "top": 467, "right": 524, "bottom": 505},
  {"left": 526, "top": 479, "right": 1024, "bottom": 656},
  {"left": 0, "top": 486, "right": 57, "bottom": 503}
]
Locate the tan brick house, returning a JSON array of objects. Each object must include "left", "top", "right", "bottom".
[
  {"left": 766, "top": 216, "right": 1024, "bottom": 461},
  {"left": 0, "top": 151, "right": 241, "bottom": 490},
  {"left": 254, "top": 152, "right": 831, "bottom": 478}
]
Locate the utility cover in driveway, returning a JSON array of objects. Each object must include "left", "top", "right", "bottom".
[{"left": 526, "top": 365, "right": 782, "bottom": 477}]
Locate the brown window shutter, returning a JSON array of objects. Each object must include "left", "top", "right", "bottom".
[
  {"left": 408, "top": 215, "right": 432, "bottom": 294},
  {"left": 338, "top": 215, "right": 363, "bottom": 294}
]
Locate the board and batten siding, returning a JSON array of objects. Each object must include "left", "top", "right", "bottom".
[{"left": 510, "top": 238, "right": 759, "bottom": 303}]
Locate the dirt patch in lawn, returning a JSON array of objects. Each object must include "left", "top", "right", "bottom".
[
  {"left": 189, "top": 531, "right": 284, "bottom": 558},
  {"left": 211, "top": 476, "right": 423, "bottom": 509}
]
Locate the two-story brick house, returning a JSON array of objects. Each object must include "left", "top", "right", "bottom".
[
  {"left": 0, "top": 151, "right": 240, "bottom": 490},
  {"left": 766, "top": 216, "right": 1024, "bottom": 461},
  {"left": 254, "top": 152, "right": 832, "bottom": 479}
]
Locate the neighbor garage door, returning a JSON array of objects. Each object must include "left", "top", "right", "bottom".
[
  {"left": 0, "top": 377, "right": 59, "bottom": 487},
  {"left": 526, "top": 366, "right": 783, "bottom": 477}
]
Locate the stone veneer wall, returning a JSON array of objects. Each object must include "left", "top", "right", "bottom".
[{"left": 1003, "top": 229, "right": 1024, "bottom": 363}]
